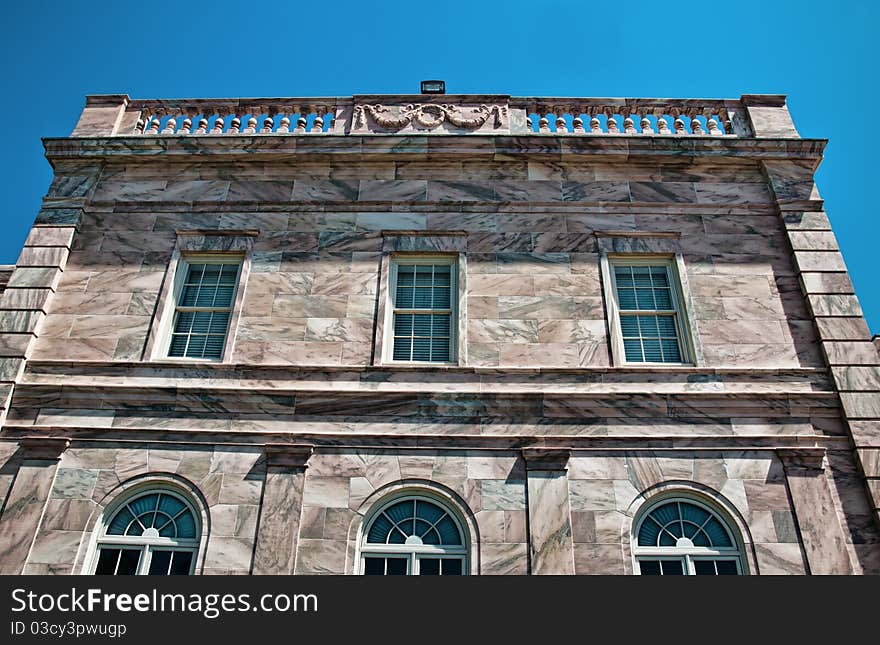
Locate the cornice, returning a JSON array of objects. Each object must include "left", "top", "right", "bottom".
[{"left": 42, "top": 134, "right": 827, "bottom": 165}]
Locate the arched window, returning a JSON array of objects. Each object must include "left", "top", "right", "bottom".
[
  {"left": 91, "top": 489, "right": 200, "bottom": 575},
  {"left": 361, "top": 495, "right": 467, "bottom": 575},
  {"left": 633, "top": 497, "right": 744, "bottom": 575}
]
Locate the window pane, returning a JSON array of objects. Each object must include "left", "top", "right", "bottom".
[
  {"left": 632, "top": 266, "right": 652, "bottom": 287},
  {"left": 107, "top": 507, "right": 135, "bottom": 535},
  {"left": 385, "top": 558, "right": 407, "bottom": 575},
  {"left": 185, "top": 335, "right": 207, "bottom": 358},
  {"left": 654, "top": 288, "right": 673, "bottom": 309},
  {"left": 660, "top": 560, "right": 684, "bottom": 575},
  {"left": 396, "top": 286, "right": 414, "bottom": 308},
  {"left": 148, "top": 550, "right": 173, "bottom": 575},
  {"left": 412, "top": 337, "right": 431, "bottom": 362},
  {"left": 716, "top": 560, "right": 739, "bottom": 575},
  {"left": 414, "top": 288, "right": 433, "bottom": 308},
  {"left": 617, "top": 288, "right": 638, "bottom": 310},
  {"left": 168, "top": 335, "right": 188, "bottom": 357},
  {"left": 442, "top": 559, "right": 463, "bottom": 575},
  {"left": 620, "top": 316, "right": 639, "bottom": 336},
  {"left": 169, "top": 551, "right": 193, "bottom": 575},
  {"left": 191, "top": 312, "right": 212, "bottom": 334},
  {"left": 392, "top": 337, "right": 412, "bottom": 361},
  {"left": 117, "top": 549, "right": 142, "bottom": 575},
  {"left": 635, "top": 288, "right": 655, "bottom": 309},
  {"left": 413, "top": 314, "right": 432, "bottom": 336},
  {"left": 432, "top": 314, "right": 450, "bottom": 337},
  {"left": 419, "top": 558, "right": 441, "bottom": 575},
  {"left": 397, "top": 266, "right": 415, "bottom": 286},
  {"left": 656, "top": 316, "right": 678, "bottom": 336},
  {"left": 660, "top": 339, "right": 682, "bottom": 362},
  {"left": 431, "top": 337, "right": 450, "bottom": 362},
  {"left": 642, "top": 339, "right": 662, "bottom": 362},
  {"left": 703, "top": 518, "right": 732, "bottom": 547},
  {"left": 414, "top": 266, "right": 433, "bottom": 286},
  {"left": 203, "top": 335, "right": 226, "bottom": 359},
  {"left": 433, "top": 265, "right": 451, "bottom": 283},
  {"left": 435, "top": 516, "right": 462, "bottom": 545},
  {"left": 213, "top": 285, "right": 236, "bottom": 307},
  {"left": 175, "top": 511, "right": 197, "bottom": 539},
  {"left": 433, "top": 286, "right": 451, "bottom": 308},
  {"left": 94, "top": 549, "right": 120, "bottom": 575},
  {"left": 638, "top": 560, "right": 661, "bottom": 575},
  {"left": 363, "top": 557, "right": 385, "bottom": 575},
  {"left": 623, "top": 339, "right": 643, "bottom": 362},
  {"left": 694, "top": 560, "right": 717, "bottom": 576}
]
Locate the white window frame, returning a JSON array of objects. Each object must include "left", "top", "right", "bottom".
[
  {"left": 87, "top": 488, "right": 200, "bottom": 576},
  {"left": 359, "top": 494, "right": 469, "bottom": 576},
  {"left": 632, "top": 496, "right": 746, "bottom": 576},
  {"left": 382, "top": 255, "right": 458, "bottom": 366},
  {"left": 602, "top": 254, "right": 695, "bottom": 366},
  {"left": 154, "top": 253, "right": 244, "bottom": 363}
]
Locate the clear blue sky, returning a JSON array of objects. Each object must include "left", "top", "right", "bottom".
[{"left": 2, "top": 0, "right": 877, "bottom": 333}]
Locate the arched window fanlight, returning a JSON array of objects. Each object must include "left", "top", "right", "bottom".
[
  {"left": 91, "top": 489, "right": 200, "bottom": 576},
  {"left": 634, "top": 498, "right": 745, "bottom": 575},
  {"left": 361, "top": 496, "right": 467, "bottom": 575}
]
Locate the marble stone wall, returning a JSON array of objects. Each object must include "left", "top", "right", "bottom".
[
  {"left": 16, "top": 444, "right": 263, "bottom": 575},
  {"left": 9, "top": 443, "right": 871, "bottom": 575},
  {"left": 28, "top": 157, "right": 822, "bottom": 369}
]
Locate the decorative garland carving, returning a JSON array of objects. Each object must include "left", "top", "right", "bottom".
[{"left": 353, "top": 103, "right": 506, "bottom": 131}]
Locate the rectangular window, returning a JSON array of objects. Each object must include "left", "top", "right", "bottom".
[
  {"left": 606, "top": 257, "right": 693, "bottom": 365},
  {"left": 387, "top": 258, "right": 456, "bottom": 364},
  {"left": 167, "top": 259, "right": 241, "bottom": 360}
]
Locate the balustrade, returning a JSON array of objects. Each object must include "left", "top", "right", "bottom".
[
  {"left": 73, "top": 95, "right": 759, "bottom": 137},
  {"left": 515, "top": 98, "right": 746, "bottom": 136},
  {"left": 129, "top": 99, "right": 339, "bottom": 136}
]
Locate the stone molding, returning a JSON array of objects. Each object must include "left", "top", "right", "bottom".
[
  {"left": 263, "top": 443, "right": 314, "bottom": 469},
  {"left": 777, "top": 447, "right": 826, "bottom": 471},
  {"left": 17, "top": 437, "right": 70, "bottom": 461},
  {"left": 521, "top": 448, "right": 571, "bottom": 471}
]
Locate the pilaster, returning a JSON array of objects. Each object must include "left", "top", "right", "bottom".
[
  {"left": 521, "top": 448, "right": 575, "bottom": 575},
  {"left": 777, "top": 448, "right": 854, "bottom": 574},
  {"left": 252, "top": 444, "right": 313, "bottom": 575},
  {"left": 0, "top": 438, "right": 69, "bottom": 574}
]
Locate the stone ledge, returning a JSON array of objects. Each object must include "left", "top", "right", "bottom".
[
  {"left": 0, "top": 428, "right": 852, "bottom": 451},
  {"left": 43, "top": 135, "right": 827, "bottom": 163}
]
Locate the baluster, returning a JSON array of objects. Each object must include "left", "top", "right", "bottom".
[
  {"left": 261, "top": 116, "right": 274, "bottom": 133},
  {"left": 555, "top": 115, "right": 568, "bottom": 134},
  {"left": 243, "top": 117, "right": 258, "bottom": 134},
  {"left": 590, "top": 116, "right": 602, "bottom": 133},
  {"left": 673, "top": 117, "right": 686, "bottom": 135},
  {"left": 623, "top": 117, "right": 637, "bottom": 134},
  {"left": 178, "top": 117, "right": 192, "bottom": 134},
  {"left": 277, "top": 115, "right": 291, "bottom": 133},
  {"left": 538, "top": 116, "right": 550, "bottom": 133},
  {"left": 707, "top": 117, "right": 722, "bottom": 135},
  {"left": 526, "top": 116, "right": 533, "bottom": 131},
  {"left": 228, "top": 116, "right": 241, "bottom": 134},
  {"left": 194, "top": 118, "right": 209, "bottom": 134},
  {"left": 691, "top": 117, "right": 704, "bottom": 135},
  {"left": 607, "top": 114, "right": 619, "bottom": 133},
  {"left": 210, "top": 117, "right": 225, "bottom": 134},
  {"left": 656, "top": 116, "right": 671, "bottom": 135},
  {"left": 294, "top": 115, "right": 307, "bottom": 134},
  {"left": 572, "top": 117, "right": 585, "bottom": 134},
  {"left": 160, "top": 117, "right": 177, "bottom": 134},
  {"left": 311, "top": 115, "right": 324, "bottom": 133},
  {"left": 640, "top": 116, "right": 654, "bottom": 135},
  {"left": 146, "top": 116, "right": 162, "bottom": 134},
  {"left": 135, "top": 118, "right": 145, "bottom": 134}
]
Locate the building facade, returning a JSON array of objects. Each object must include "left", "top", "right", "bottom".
[{"left": 0, "top": 92, "right": 878, "bottom": 575}]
